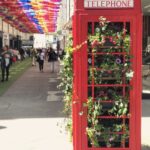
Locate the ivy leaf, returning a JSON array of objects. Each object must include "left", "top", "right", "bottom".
[
  {"left": 122, "top": 108, "right": 128, "bottom": 115},
  {"left": 119, "top": 102, "right": 123, "bottom": 108},
  {"left": 118, "top": 109, "right": 123, "bottom": 116},
  {"left": 83, "top": 102, "right": 88, "bottom": 107}
]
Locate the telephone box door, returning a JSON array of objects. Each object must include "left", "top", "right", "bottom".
[{"left": 78, "top": 15, "right": 142, "bottom": 150}]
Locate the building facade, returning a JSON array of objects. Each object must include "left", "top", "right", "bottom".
[{"left": 0, "top": 17, "right": 33, "bottom": 51}]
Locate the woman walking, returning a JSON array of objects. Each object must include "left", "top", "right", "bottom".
[
  {"left": 37, "top": 49, "right": 45, "bottom": 72},
  {"left": 31, "top": 48, "right": 37, "bottom": 66}
]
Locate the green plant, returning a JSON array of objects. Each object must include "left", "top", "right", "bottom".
[
  {"left": 58, "top": 36, "right": 87, "bottom": 141},
  {"left": 58, "top": 36, "right": 73, "bottom": 115},
  {"left": 65, "top": 118, "right": 73, "bottom": 142},
  {"left": 85, "top": 96, "right": 129, "bottom": 147},
  {"left": 86, "top": 97, "right": 102, "bottom": 147},
  {"left": 59, "top": 16, "right": 133, "bottom": 148},
  {"left": 108, "top": 95, "right": 129, "bottom": 116},
  {"left": 86, "top": 16, "right": 132, "bottom": 148},
  {"left": 58, "top": 36, "right": 73, "bottom": 139}
]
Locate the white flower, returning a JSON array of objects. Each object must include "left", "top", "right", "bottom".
[
  {"left": 86, "top": 127, "right": 89, "bottom": 131},
  {"left": 73, "top": 101, "right": 78, "bottom": 104},
  {"left": 100, "top": 16, "right": 106, "bottom": 21},
  {"left": 88, "top": 58, "right": 92, "bottom": 64},
  {"left": 117, "top": 32, "right": 121, "bottom": 38},
  {"left": 96, "top": 132, "right": 101, "bottom": 136},
  {"left": 126, "top": 70, "right": 134, "bottom": 78},
  {"left": 79, "top": 111, "right": 84, "bottom": 116},
  {"left": 124, "top": 63, "right": 128, "bottom": 67},
  {"left": 95, "top": 28, "right": 100, "bottom": 33},
  {"left": 65, "top": 53, "right": 70, "bottom": 59}
]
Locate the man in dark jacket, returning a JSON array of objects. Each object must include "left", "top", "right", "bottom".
[
  {"left": 1, "top": 45, "right": 12, "bottom": 82},
  {"left": 48, "top": 47, "right": 57, "bottom": 73}
]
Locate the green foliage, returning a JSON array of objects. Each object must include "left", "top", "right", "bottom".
[
  {"left": 108, "top": 95, "right": 129, "bottom": 116},
  {"left": 86, "top": 97, "right": 102, "bottom": 147},
  {"left": 58, "top": 16, "right": 132, "bottom": 147},
  {"left": 86, "top": 16, "right": 131, "bottom": 148},
  {"left": 59, "top": 36, "right": 73, "bottom": 115},
  {"left": 65, "top": 118, "right": 73, "bottom": 142},
  {"left": 58, "top": 35, "right": 73, "bottom": 140},
  {"left": 86, "top": 96, "right": 129, "bottom": 147}
]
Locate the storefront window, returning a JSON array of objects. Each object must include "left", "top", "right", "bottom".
[{"left": 143, "top": 16, "right": 150, "bottom": 65}]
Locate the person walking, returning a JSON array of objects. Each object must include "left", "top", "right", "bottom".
[
  {"left": 47, "top": 47, "right": 57, "bottom": 73},
  {"left": 31, "top": 48, "right": 37, "bottom": 66},
  {"left": 37, "top": 49, "right": 45, "bottom": 72},
  {"left": 19, "top": 48, "right": 25, "bottom": 61},
  {"left": 0, "top": 45, "right": 12, "bottom": 82}
]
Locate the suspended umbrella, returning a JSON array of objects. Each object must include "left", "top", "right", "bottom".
[
  {"left": 19, "top": 0, "right": 62, "bottom": 33},
  {"left": 0, "top": 0, "right": 62, "bottom": 33},
  {"left": 0, "top": 0, "right": 39, "bottom": 33}
]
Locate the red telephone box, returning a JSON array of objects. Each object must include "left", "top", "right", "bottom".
[{"left": 72, "top": 0, "right": 142, "bottom": 150}]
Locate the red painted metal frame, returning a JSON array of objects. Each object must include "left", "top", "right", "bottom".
[{"left": 73, "top": 1, "right": 142, "bottom": 150}]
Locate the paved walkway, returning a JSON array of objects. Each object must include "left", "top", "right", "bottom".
[
  {"left": 0, "top": 61, "right": 72, "bottom": 150},
  {"left": 142, "top": 75, "right": 150, "bottom": 148}
]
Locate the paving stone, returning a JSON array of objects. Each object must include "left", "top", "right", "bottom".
[{"left": 0, "top": 61, "right": 72, "bottom": 150}]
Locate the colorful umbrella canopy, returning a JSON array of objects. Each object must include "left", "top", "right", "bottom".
[{"left": 0, "top": 0, "right": 62, "bottom": 33}]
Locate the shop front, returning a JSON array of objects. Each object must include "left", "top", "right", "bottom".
[
  {"left": 14, "top": 35, "right": 22, "bottom": 50},
  {"left": 0, "top": 31, "right": 3, "bottom": 51}
]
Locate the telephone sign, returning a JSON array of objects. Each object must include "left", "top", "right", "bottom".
[{"left": 84, "top": 0, "right": 134, "bottom": 8}]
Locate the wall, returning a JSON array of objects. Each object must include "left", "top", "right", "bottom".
[
  {"left": 143, "top": 16, "right": 150, "bottom": 51},
  {"left": 57, "top": 0, "right": 74, "bottom": 31},
  {"left": 0, "top": 17, "right": 33, "bottom": 48},
  {"left": 33, "top": 34, "right": 46, "bottom": 48}
]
